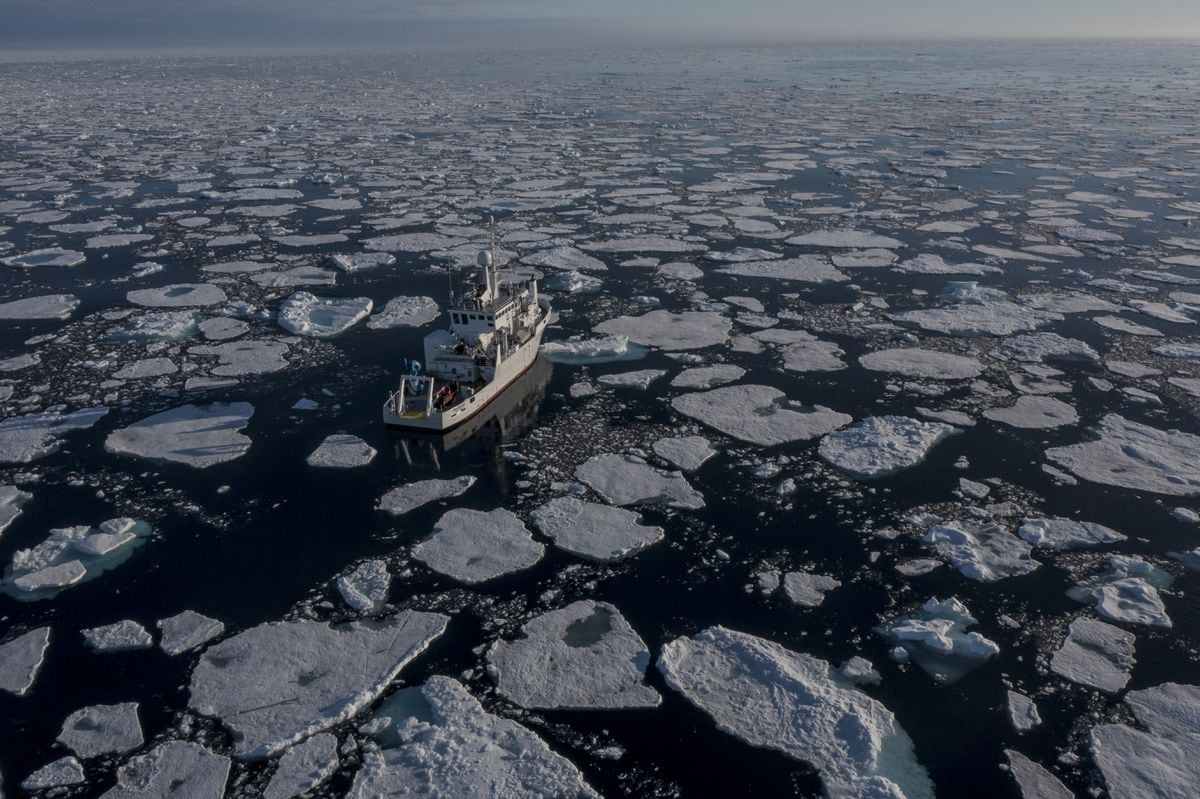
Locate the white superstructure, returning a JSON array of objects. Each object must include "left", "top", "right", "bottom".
[{"left": 383, "top": 232, "right": 551, "bottom": 432}]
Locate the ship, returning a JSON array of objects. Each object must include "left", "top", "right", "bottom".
[{"left": 383, "top": 233, "right": 552, "bottom": 433}]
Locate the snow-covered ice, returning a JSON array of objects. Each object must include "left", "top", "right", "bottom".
[
  {"left": 859, "top": 348, "right": 983, "bottom": 380},
  {"left": 100, "top": 740, "right": 230, "bottom": 799},
  {"left": 891, "top": 302, "right": 1061, "bottom": 337},
  {"left": 1017, "top": 518, "right": 1127, "bottom": 549},
  {"left": 923, "top": 521, "right": 1039, "bottom": 582},
  {"left": 413, "top": 508, "right": 544, "bottom": 584},
  {"left": 1004, "top": 750, "right": 1072, "bottom": 799},
  {"left": 782, "top": 571, "right": 841, "bottom": 607},
  {"left": 277, "top": 291, "right": 373, "bottom": 337},
  {"left": 367, "top": 296, "right": 440, "bottom": 329},
  {"left": 1046, "top": 414, "right": 1200, "bottom": 497},
  {"left": 575, "top": 453, "right": 704, "bottom": 509},
  {"left": 337, "top": 559, "right": 390, "bottom": 611},
  {"left": 307, "top": 434, "right": 377, "bottom": 469},
  {"left": 594, "top": 310, "right": 730, "bottom": 351},
  {"left": 487, "top": 601, "right": 659, "bottom": 709},
  {"left": 106, "top": 403, "right": 254, "bottom": 468},
  {"left": 1090, "top": 682, "right": 1200, "bottom": 799},
  {"left": 21, "top": 757, "right": 85, "bottom": 791},
  {"left": 377, "top": 476, "right": 476, "bottom": 516},
  {"left": 264, "top": 733, "right": 338, "bottom": 799},
  {"left": 1006, "top": 691, "right": 1042, "bottom": 734},
  {"left": 530, "top": 496, "right": 663, "bottom": 561},
  {"left": 127, "top": 283, "right": 227, "bottom": 308},
  {"left": 984, "top": 396, "right": 1078, "bottom": 429},
  {"left": 158, "top": 610, "right": 225, "bottom": 656},
  {"left": 673, "top": 384, "right": 851, "bottom": 446},
  {"left": 1050, "top": 617, "right": 1135, "bottom": 693},
  {"left": 819, "top": 416, "right": 958, "bottom": 479},
  {"left": 58, "top": 702, "right": 143, "bottom": 758},
  {"left": 0, "top": 407, "right": 108, "bottom": 464},
  {"left": 652, "top": 435, "right": 717, "bottom": 472},
  {"left": 877, "top": 597, "right": 1000, "bottom": 683},
  {"left": 0, "top": 627, "right": 50, "bottom": 696},
  {"left": 0, "top": 294, "right": 79, "bottom": 321}
]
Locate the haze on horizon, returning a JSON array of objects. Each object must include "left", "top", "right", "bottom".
[{"left": 2, "top": 0, "right": 1199, "bottom": 50}]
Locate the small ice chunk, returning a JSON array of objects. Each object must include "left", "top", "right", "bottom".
[
  {"left": 263, "top": 733, "right": 338, "bottom": 799},
  {"left": 487, "top": 601, "right": 659, "bottom": 709},
  {"left": 597, "top": 369, "right": 667, "bottom": 389},
  {"left": 923, "top": 521, "right": 1039, "bottom": 582},
  {"left": 782, "top": 572, "right": 840, "bottom": 607},
  {"left": 0, "top": 627, "right": 50, "bottom": 696},
  {"left": 673, "top": 384, "right": 851, "bottom": 446},
  {"left": 575, "top": 453, "right": 704, "bottom": 509},
  {"left": 1050, "top": 617, "right": 1135, "bottom": 693},
  {"left": 158, "top": 611, "right": 225, "bottom": 656},
  {"left": 83, "top": 620, "right": 153, "bottom": 652},
  {"left": 541, "top": 334, "right": 647, "bottom": 364},
  {"left": 0, "top": 485, "right": 33, "bottom": 536},
  {"left": 877, "top": 597, "right": 999, "bottom": 683},
  {"left": 337, "top": 559, "right": 390, "bottom": 611},
  {"left": 1006, "top": 691, "right": 1042, "bottom": 733},
  {"left": 1046, "top": 414, "right": 1200, "bottom": 497},
  {"left": 652, "top": 435, "right": 717, "bottom": 472},
  {"left": 277, "top": 291, "right": 372, "bottom": 338},
  {"left": 377, "top": 475, "right": 475, "bottom": 516},
  {"left": 414, "top": 508, "right": 544, "bottom": 584},
  {"left": 1069, "top": 556, "right": 1173, "bottom": 628},
  {"left": 307, "top": 434, "right": 377, "bottom": 469},
  {"left": 1018, "top": 518, "right": 1127, "bottom": 550},
  {"left": 330, "top": 252, "right": 395, "bottom": 272},
  {"left": 189, "top": 611, "right": 448, "bottom": 759},
  {"left": 840, "top": 657, "right": 882, "bottom": 686},
  {"left": 657, "top": 626, "right": 933, "bottom": 799},
  {"left": 58, "top": 702, "right": 143, "bottom": 758},
  {"left": 106, "top": 403, "right": 254, "bottom": 468},
  {"left": 530, "top": 497, "right": 663, "bottom": 561},
  {"left": 112, "top": 357, "right": 178, "bottom": 379},
  {"left": 101, "top": 740, "right": 230, "bottom": 799},
  {"left": 367, "top": 296, "right": 439, "bottom": 330},
  {"left": 819, "top": 416, "right": 958, "bottom": 479}
]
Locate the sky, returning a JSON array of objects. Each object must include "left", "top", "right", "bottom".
[{"left": 2, "top": 0, "right": 1199, "bottom": 49}]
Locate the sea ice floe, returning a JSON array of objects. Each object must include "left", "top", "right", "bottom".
[
  {"left": 530, "top": 496, "right": 663, "bottom": 561},
  {"left": 893, "top": 254, "right": 1000, "bottom": 275},
  {"left": 0, "top": 485, "right": 33, "bottom": 537},
  {"left": 658, "top": 627, "right": 933, "bottom": 799},
  {"left": 111, "top": 357, "right": 179, "bottom": 379},
  {"left": 277, "top": 291, "right": 373, "bottom": 338},
  {"left": 22, "top": 757, "right": 86, "bottom": 791},
  {"left": 890, "top": 302, "right": 1061, "bottom": 336},
  {"left": 1017, "top": 518, "right": 1127, "bottom": 549},
  {"left": 487, "top": 601, "right": 659, "bottom": 709},
  {"left": 594, "top": 310, "right": 730, "bottom": 350},
  {"left": 330, "top": 252, "right": 395, "bottom": 272},
  {"left": 859, "top": 348, "right": 983, "bottom": 380},
  {"left": 670, "top": 364, "right": 745, "bottom": 389},
  {"left": 999, "top": 332, "right": 1100, "bottom": 364},
  {"left": 575, "top": 453, "right": 704, "bottom": 510},
  {"left": 101, "top": 740, "right": 230, "bottom": 799},
  {"left": 1050, "top": 617, "right": 1135, "bottom": 693},
  {"left": 832, "top": 249, "right": 898, "bottom": 268},
  {"left": 1006, "top": 691, "right": 1042, "bottom": 733},
  {"left": 923, "top": 521, "right": 1039, "bottom": 582},
  {"left": 307, "top": 434, "right": 377, "bottom": 469},
  {"left": 782, "top": 571, "right": 841, "bottom": 607},
  {"left": 190, "top": 340, "right": 289, "bottom": 376},
  {"left": 158, "top": 610, "right": 225, "bottom": 656},
  {"left": 715, "top": 256, "right": 848, "bottom": 283},
  {"left": 7, "top": 518, "right": 152, "bottom": 600},
  {"left": 189, "top": 611, "right": 448, "bottom": 759},
  {"left": 367, "top": 296, "right": 440, "bottom": 329},
  {"left": 264, "top": 733, "right": 338, "bottom": 799},
  {"left": 351, "top": 677, "right": 598, "bottom": 798},
  {"left": 0, "top": 407, "right": 108, "bottom": 464},
  {"left": 83, "top": 620, "right": 153, "bottom": 652},
  {"left": 983, "top": 396, "right": 1078, "bottom": 429},
  {"left": 877, "top": 597, "right": 999, "bottom": 683},
  {"left": 377, "top": 475, "right": 476, "bottom": 516},
  {"left": 0, "top": 627, "right": 50, "bottom": 696},
  {"left": 58, "top": 702, "right": 143, "bottom": 758},
  {"left": 106, "top": 403, "right": 254, "bottom": 468},
  {"left": 127, "top": 283, "right": 227, "bottom": 308},
  {"left": 840, "top": 656, "right": 882, "bottom": 686},
  {"left": 337, "top": 559, "right": 390, "bottom": 611},
  {"left": 1046, "top": 414, "right": 1200, "bottom": 497},
  {"left": 1004, "top": 750, "right": 1072, "bottom": 799},
  {"left": 413, "top": 508, "right": 544, "bottom": 584},
  {"left": 787, "top": 229, "right": 903, "bottom": 249},
  {"left": 107, "top": 310, "right": 201, "bottom": 341},
  {"left": 581, "top": 235, "right": 706, "bottom": 253},
  {"left": 1, "top": 247, "right": 86, "bottom": 268},
  {"left": 0, "top": 294, "right": 80, "bottom": 321},
  {"left": 652, "top": 435, "right": 717, "bottom": 472},
  {"left": 818, "top": 416, "right": 958, "bottom": 479},
  {"left": 1090, "top": 682, "right": 1200, "bottom": 799},
  {"left": 521, "top": 245, "right": 607, "bottom": 272},
  {"left": 672, "top": 384, "right": 851, "bottom": 446},
  {"left": 363, "top": 232, "right": 469, "bottom": 252},
  {"left": 541, "top": 334, "right": 647, "bottom": 364},
  {"left": 597, "top": 369, "right": 667, "bottom": 389},
  {"left": 1068, "top": 556, "right": 1173, "bottom": 628}
]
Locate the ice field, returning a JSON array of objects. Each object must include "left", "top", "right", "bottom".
[{"left": 1, "top": 41, "right": 1199, "bottom": 797}]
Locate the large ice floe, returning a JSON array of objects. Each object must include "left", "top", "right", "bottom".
[
  {"left": 890, "top": 302, "right": 1061, "bottom": 336},
  {"left": 351, "top": 676, "right": 599, "bottom": 797},
  {"left": 575, "top": 453, "right": 704, "bottom": 509},
  {"left": 0, "top": 627, "right": 50, "bottom": 696},
  {"left": 5, "top": 518, "right": 152, "bottom": 600},
  {"left": 1067, "top": 556, "right": 1173, "bottom": 628},
  {"left": 57, "top": 702, "right": 143, "bottom": 758},
  {"left": 413, "top": 508, "right": 544, "bottom": 583},
  {"left": 1, "top": 246, "right": 86, "bottom": 268},
  {"left": 126, "top": 283, "right": 227, "bottom": 308},
  {"left": 593, "top": 310, "right": 730, "bottom": 350},
  {"left": 858, "top": 348, "right": 983, "bottom": 380},
  {"left": 1046, "top": 414, "right": 1200, "bottom": 496},
  {"left": 106, "top": 403, "right": 254, "bottom": 468},
  {"left": 983, "top": 396, "right": 1078, "bottom": 429},
  {"left": 657, "top": 627, "right": 934, "bottom": 799},
  {"left": 367, "top": 296, "right": 440, "bottom": 329},
  {"left": 923, "top": 521, "right": 1039, "bottom": 582},
  {"left": 0, "top": 407, "right": 108, "bottom": 464},
  {"left": 188, "top": 611, "right": 447, "bottom": 759},
  {"left": 819, "top": 416, "right": 958, "bottom": 479},
  {"left": 101, "top": 740, "right": 230, "bottom": 799},
  {"left": 486, "top": 600, "right": 659, "bottom": 709},
  {"left": 540, "top": 334, "right": 647, "bottom": 364},
  {"left": 530, "top": 496, "right": 663, "bottom": 561},
  {"left": 0, "top": 294, "right": 79, "bottom": 321},
  {"left": 1089, "top": 682, "right": 1200, "bottom": 799},
  {"left": 672, "top": 384, "right": 851, "bottom": 446},
  {"left": 306, "top": 433, "right": 377, "bottom": 469},
  {"left": 377, "top": 475, "right": 476, "bottom": 516},
  {"left": 715, "top": 255, "right": 848, "bottom": 283},
  {"left": 1050, "top": 617, "right": 1136, "bottom": 693},
  {"left": 1017, "top": 518, "right": 1127, "bottom": 549},
  {"left": 276, "top": 291, "right": 373, "bottom": 337},
  {"left": 651, "top": 435, "right": 717, "bottom": 472},
  {"left": 263, "top": 733, "right": 338, "bottom": 799},
  {"left": 877, "top": 597, "right": 1000, "bottom": 683},
  {"left": 0, "top": 485, "right": 32, "bottom": 536},
  {"left": 1004, "top": 750, "right": 1072, "bottom": 799}
]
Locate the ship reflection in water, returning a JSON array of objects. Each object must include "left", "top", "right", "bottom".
[{"left": 390, "top": 356, "right": 552, "bottom": 483}]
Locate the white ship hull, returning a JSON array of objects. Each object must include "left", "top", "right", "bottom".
[{"left": 382, "top": 299, "right": 551, "bottom": 432}]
